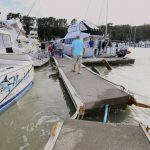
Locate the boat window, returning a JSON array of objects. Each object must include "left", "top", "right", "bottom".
[
  {"left": 68, "top": 26, "right": 77, "bottom": 32},
  {"left": 0, "top": 33, "right": 5, "bottom": 49},
  {"left": 79, "top": 22, "right": 87, "bottom": 31},
  {"left": 64, "top": 38, "right": 76, "bottom": 44},
  {"left": 3, "top": 34, "right": 12, "bottom": 48}
]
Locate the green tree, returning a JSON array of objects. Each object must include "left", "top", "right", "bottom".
[
  {"left": 22, "top": 16, "right": 34, "bottom": 35},
  {"left": 7, "top": 13, "right": 22, "bottom": 22}
]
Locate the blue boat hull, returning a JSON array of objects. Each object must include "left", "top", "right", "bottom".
[{"left": 0, "top": 81, "right": 33, "bottom": 112}]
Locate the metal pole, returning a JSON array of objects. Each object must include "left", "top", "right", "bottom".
[
  {"left": 133, "top": 26, "right": 137, "bottom": 48},
  {"left": 103, "top": 104, "right": 109, "bottom": 123},
  {"left": 105, "top": 0, "right": 109, "bottom": 39},
  {"left": 129, "top": 26, "right": 132, "bottom": 46},
  {"left": 44, "top": 31, "right": 45, "bottom": 42}
]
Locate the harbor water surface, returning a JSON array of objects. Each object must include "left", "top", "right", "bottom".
[{"left": 0, "top": 48, "right": 150, "bottom": 150}]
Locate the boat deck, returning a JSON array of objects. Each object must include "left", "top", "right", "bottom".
[
  {"left": 33, "top": 58, "right": 49, "bottom": 67},
  {"left": 0, "top": 59, "right": 32, "bottom": 75},
  {"left": 48, "top": 119, "right": 150, "bottom": 150},
  {"left": 54, "top": 56, "right": 129, "bottom": 112},
  {"left": 0, "top": 64, "right": 14, "bottom": 72}
]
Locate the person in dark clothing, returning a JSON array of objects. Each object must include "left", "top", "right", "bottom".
[
  {"left": 107, "top": 40, "right": 112, "bottom": 47},
  {"left": 41, "top": 43, "right": 45, "bottom": 49},
  {"left": 89, "top": 38, "right": 96, "bottom": 57},
  {"left": 57, "top": 42, "right": 64, "bottom": 58},
  {"left": 102, "top": 41, "right": 106, "bottom": 50},
  {"left": 98, "top": 40, "right": 101, "bottom": 55},
  {"left": 48, "top": 44, "right": 53, "bottom": 57},
  {"left": 52, "top": 42, "right": 55, "bottom": 50},
  {"left": 115, "top": 43, "right": 118, "bottom": 47},
  {"left": 89, "top": 38, "right": 95, "bottom": 48},
  {"left": 41, "top": 43, "right": 45, "bottom": 51}
]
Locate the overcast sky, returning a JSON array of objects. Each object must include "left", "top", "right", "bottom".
[{"left": 0, "top": 0, "right": 150, "bottom": 26}]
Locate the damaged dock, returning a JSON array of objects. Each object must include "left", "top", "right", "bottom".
[
  {"left": 83, "top": 57, "right": 135, "bottom": 66},
  {"left": 44, "top": 56, "right": 150, "bottom": 150},
  {"left": 54, "top": 56, "right": 130, "bottom": 115},
  {"left": 45, "top": 119, "right": 150, "bottom": 150}
]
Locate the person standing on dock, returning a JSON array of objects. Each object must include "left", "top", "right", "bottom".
[
  {"left": 71, "top": 35, "right": 85, "bottom": 74},
  {"left": 48, "top": 43, "right": 53, "bottom": 57},
  {"left": 57, "top": 41, "right": 64, "bottom": 58},
  {"left": 98, "top": 40, "right": 102, "bottom": 55},
  {"left": 89, "top": 38, "right": 95, "bottom": 57}
]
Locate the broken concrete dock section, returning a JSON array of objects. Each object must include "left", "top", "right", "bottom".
[
  {"left": 83, "top": 57, "right": 135, "bottom": 66},
  {"left": 45, "top": 119, "right": 150, "bottom": 150},
  {"left": 54, "top": 56, "right": 130, "bottom": 115},
  {"left": 44, "top": 56, "right": 149, "bottom": 150}
]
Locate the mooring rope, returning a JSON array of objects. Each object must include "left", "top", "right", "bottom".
[
  {"left": 90, "top": 66, "right": 150, "bottom": 108},
  {"left": 95, "top": 72, "right": 126, "bottom": 90},
  {"left": 128, "top": 90, "right": 150, "bottom": 100}
]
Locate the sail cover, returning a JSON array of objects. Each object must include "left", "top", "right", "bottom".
[
  {"left": 82, "top": 20, "right": 99, "bottom": 30},
  {"left": 80, "top": 20, "right": 100, "bottom": 35}
]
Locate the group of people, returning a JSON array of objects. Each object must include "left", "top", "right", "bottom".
[
  {"left": 47, "top": 36, "right": 124, "bottom": 74},
  {"left": 87, "top": 38, "right": 113, "bottom": 56},
  {"left": 47, "top": 41, "right": 64, "bottom": 58},
  {"left": 47, "top": 36, "right": 113, "bottom": 74},
  {"left": 47, "top": 36, "right": 85, "bottom": 74}
]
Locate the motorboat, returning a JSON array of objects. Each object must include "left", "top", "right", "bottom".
[{"left": 63, "top": 20, "right": 130, "bottom": 58}]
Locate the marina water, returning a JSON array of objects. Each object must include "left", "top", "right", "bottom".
[{"left": 0, "top": 48, "right": 150, "bottom": 150}]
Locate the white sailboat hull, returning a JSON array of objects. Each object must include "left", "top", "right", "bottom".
[{"left": 0, "top": 59, "right": 34, "bottom": 112}]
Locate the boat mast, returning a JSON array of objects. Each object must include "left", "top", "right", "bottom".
[
  {"left": 16, "top": 0, "right": 38, "bottom": 40},
  {"left": 84, "top": 0, "right": 91, "bottom": 20},
  {"left": 129, "top": 26, "right": 132, "bottom": 46},
  {"left": 133, "top": 26, "right": 137, "bottom": 48},
  {"left": 105, "top": 0, "right": 109, "bottom": 39}
]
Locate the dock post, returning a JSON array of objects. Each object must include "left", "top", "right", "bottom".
[
  {"left": 103, "top": 104, "right": 109, "bottom": 123},
  {"left": 102, "top": 59, "right": 112, "bottom": 70},
  {"left": 77, "top": 106, "right": 85, "bottom": 120}
]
